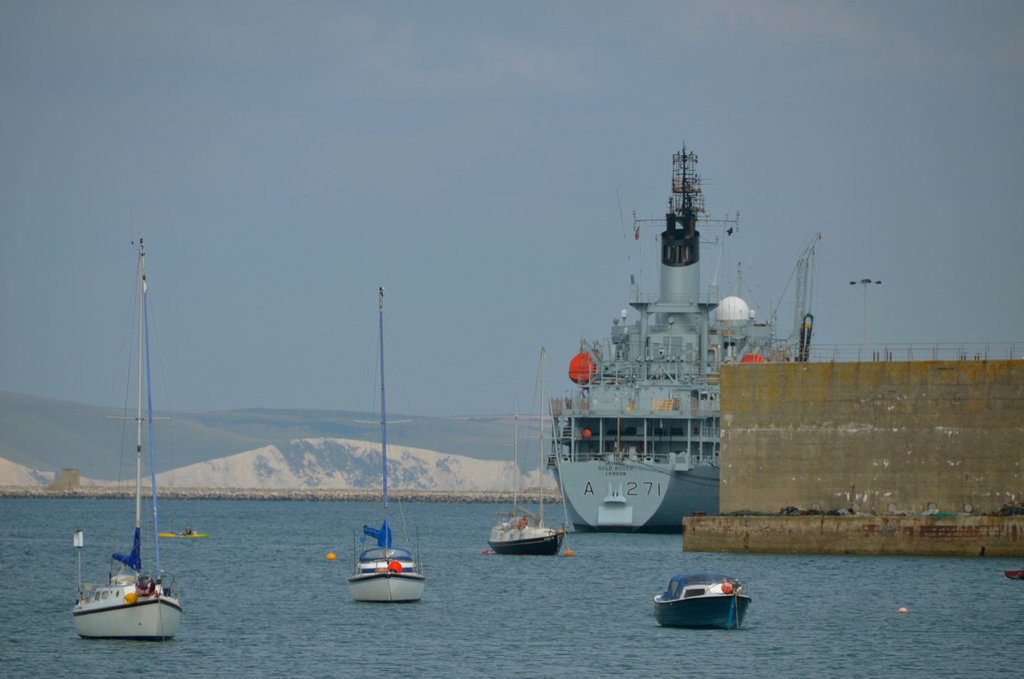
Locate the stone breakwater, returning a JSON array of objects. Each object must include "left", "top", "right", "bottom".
[{"left": 0, "top": 485, "right": 560, "bottom": 504}]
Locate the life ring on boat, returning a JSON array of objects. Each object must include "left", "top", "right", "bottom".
[{"left": 388, "top": 560, "right": 403, "bottom": 574}]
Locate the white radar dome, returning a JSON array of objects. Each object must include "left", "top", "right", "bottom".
[{"left": 717, "top": 296, "right": 751, "bottom": 323}]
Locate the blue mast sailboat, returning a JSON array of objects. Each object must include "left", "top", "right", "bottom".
[
  {"left": 348, "top": 287, "right": 425, "bottom": 602},
  {"left": 72, "top": 238, "right": 182, "bottom": 639}
]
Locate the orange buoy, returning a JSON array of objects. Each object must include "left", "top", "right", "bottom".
[
  {"left": 563, "top": 550, "right": 575, "bottom": 557},
  {"left": 722, "top": 582, "right": 733, "bottom": 594},
  {"left": 326, "top": 552, "right": 336, "bottom": 560},
  {"left": 569, "top": 353, "right": 595, "bottom": 384},
  {"left": 896, "top": 607, "right": 909, "bottom": 614},
  {"left": 582, "top": 428, "right": 592, "bottom": 439},
  {"left": 388, "top": 560, "right": 403, "bottom": 574}
]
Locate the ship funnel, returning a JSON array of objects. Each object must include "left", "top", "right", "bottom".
[
  {"left": 657, "top": 146, "right": 703, "bottom": 307},
  {"left": 659, "top": 213, "right": 700, "bottom": 306}
]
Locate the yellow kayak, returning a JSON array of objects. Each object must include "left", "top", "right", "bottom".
[{"left": 158, "top": 532, "right": 210, "bottom": 538}]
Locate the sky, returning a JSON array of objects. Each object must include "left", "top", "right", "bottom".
[{"left": 1, "top": 1, "right": 1022, "bottom": 418}]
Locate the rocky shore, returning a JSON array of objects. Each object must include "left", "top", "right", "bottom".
[{"left": 0, "top": 485, "right": 559, "bottom": 504}]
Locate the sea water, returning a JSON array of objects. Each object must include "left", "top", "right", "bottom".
[{"left": 1, "top": 498, "right": 1022, "bottom": 678}]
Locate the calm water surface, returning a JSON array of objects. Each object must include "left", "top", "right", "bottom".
[{"left": 2, "top": 498, "right": 1022, "bottom": 678}]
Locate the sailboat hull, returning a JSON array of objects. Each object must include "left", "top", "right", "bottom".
[
  {"left": 348, "top": 573, "right": 425, "bottom": 602},
  {"left": 349, "top": 545, "right": 424, "bottom": 602},
  {"left": 488, "top": 528, "right": 565, "bottom": 555},
  {"left": 73, "top": 584, "right": 182, "bottom": 640},
  {"left": 488, "top": 534, "right": 563, "bottom": 556}
]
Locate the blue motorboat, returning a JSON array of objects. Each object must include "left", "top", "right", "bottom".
[{"left": 653, "top": 573, "right": 750, "bottom": 629}]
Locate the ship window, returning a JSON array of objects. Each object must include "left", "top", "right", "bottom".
[{"left": 684, "top": 588, "right": 705, "bottom": 598}]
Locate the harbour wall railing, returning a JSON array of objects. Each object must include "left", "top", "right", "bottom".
[{"left": 805, "top": 342, "right": 1019, "bottom": 363}]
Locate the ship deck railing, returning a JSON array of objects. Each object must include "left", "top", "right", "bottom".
[
  {"left": 806, "top": 342, "right": 1019, "bottom": 363},
  {"left": 550, "top": 396, "right": 718, "bottom": 417},
  {"left": 548, "top": 450, "right": 720, "bottom": 467}
]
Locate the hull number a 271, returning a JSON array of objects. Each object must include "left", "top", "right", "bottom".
[{"left": 582, "top": 481, "right": 662, "bottom": 496}]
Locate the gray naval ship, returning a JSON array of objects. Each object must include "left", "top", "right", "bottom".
[{"left": 548, "top": 144, "right": 818, "bottom": 532}]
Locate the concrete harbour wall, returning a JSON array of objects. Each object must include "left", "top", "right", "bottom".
[
  {"left": 719, "top": 360, "right": 1024, "bottom": 515},
  {"left": 683, "top": 514, "right": 1024, "bottom": 557}
]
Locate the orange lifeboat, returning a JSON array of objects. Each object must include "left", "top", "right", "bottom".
[{"left": 569, "top": 353, "right": 596, "bottom": 384}]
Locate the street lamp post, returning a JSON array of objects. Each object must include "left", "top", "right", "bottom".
[{"left": 850, "top": 278, "right": 882, "bottom": 349}]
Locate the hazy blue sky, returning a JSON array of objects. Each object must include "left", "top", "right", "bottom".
[{"left": 2, "top": 1, "right": 1022, "bottom": 417}]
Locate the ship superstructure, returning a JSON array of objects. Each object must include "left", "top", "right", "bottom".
[{"left": 548, "top": 144, "right": 817, "bottom": 531}]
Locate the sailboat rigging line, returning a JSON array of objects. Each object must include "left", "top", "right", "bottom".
[
  {"left": 108, "top": 264, "right": 142, "bottom": 572},
  {"left": 396, "top": 499, "right": 414, "bottom": 556}
]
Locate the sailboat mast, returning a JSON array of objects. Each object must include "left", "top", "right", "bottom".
[
  {"left": 513, "top": 392, "right": 519, "bottom": 513},
  {"left": 538, "top": 347, "right": 545, "bottom": 526},
  {"left": 378, "top": 287, "right": 388, "bottom": 530},
  {"left": 141, "top": 239, "right": 163, "bottom": 574},
  {"left": 134, "top": 241, "right": 144, "bottom": 533}
]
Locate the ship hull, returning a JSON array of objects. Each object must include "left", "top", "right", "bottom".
[{"left": 553, "top": 458, "right": 719, "bottom": 532}]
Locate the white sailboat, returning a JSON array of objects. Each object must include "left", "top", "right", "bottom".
[
  {"left": 487, "top": 348, "right": 565, "bottom": 555},
  {"left": 72, "top": 238, "right": 182, "bottom": 640},
  {"left": 348, "top": 287, "right": 426, "bottom": 603}
]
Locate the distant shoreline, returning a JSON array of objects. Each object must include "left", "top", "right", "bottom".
[{"left": 0, "top": 486, "right": 561, "bottom": 504}]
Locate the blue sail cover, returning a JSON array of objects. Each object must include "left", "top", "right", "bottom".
[
  {"left": 112, "top": 527, "right": 142, "bottom": 571},
  {"left": 362, "top": 521, "right": 392, "bottom": 548}
]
